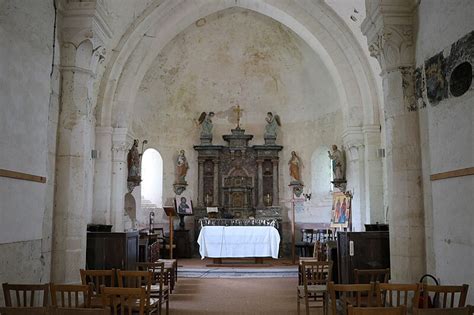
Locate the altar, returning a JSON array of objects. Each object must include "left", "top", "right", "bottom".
[
  {"left": 192, "top": 112, "right": 284, "bottom": 257},
  {"left": 197, "top": 226, "right": 280, "bottom": 261}
]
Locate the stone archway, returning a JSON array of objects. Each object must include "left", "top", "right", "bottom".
[{"left": 93, "top": 0, "right": 384, "bottom": 233}]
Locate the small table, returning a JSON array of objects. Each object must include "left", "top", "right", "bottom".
[{"left": 197, "top": 226, "right": 280, "bottom": 262}]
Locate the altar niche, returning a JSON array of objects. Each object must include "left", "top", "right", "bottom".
[{"left": 194, "top": 127, "right": 283, "bottom": 220}]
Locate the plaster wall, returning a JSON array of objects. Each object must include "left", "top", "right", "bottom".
[
  {"left": 132, "top": 8, "right": 344, "bottom": 229},
  {"left": 0, "top": 0, "right": 57, "bottom": 304},
  {"left": 415, "top": 0, "right": 474, "bottom": 302}
]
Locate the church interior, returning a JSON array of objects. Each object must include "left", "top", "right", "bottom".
[{"left": 1, "top": 0, "right": 473, "bottom": 314}]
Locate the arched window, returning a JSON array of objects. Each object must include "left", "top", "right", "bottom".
[{"left": 141, "top": 148, "right": 163, "bottom": 208}]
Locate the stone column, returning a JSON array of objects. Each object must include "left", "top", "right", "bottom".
[
  {"left": 111, "top": 128, "right": 129, "bottom": 232},
  {"left": 198, "top": 160, "right": 204, "bottom": 207},
  {"left": 362, "top": 1, "right": 425, "bottom": 282},
  {"left": 272, "top": 160, "right": 279, "bottom": 206},
  {"left": 363, "top": 125, "right": 384, "bottom": 224},
  {"left": 213, "top": 160, "right": 219, "bottom": 206},
  {"left": 343, "top": 127, "right": 366, "bottom": 231},
  {"left": 93, "top": 127, "right": 113, "bottom": 224},
  {"left": 257, "top": 160, "right": 264, "bottom": 207},
  {"left": 51, "top": 0, "right": 111, "bottom": 283}
]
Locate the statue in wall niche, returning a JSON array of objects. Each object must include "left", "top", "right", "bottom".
[
  {"left": 175, "top": 149, "right": 189, "bottom": 184},
  {"left": 198, "top": 111, "right": 215, "bottom": 140},
  {"left": 328, "top": 145, "right": 345, "bottom": 181},
  {"left": 127, "top": 139, "right": 141, "bottom": 179},
  {"left": 264, "top": 112, "right": 281, "bottom": 140},
  {"left": 288, "top": 151, "right": 302, "bottom": 183}
]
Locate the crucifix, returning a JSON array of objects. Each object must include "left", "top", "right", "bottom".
[{"left": 233, "top": 104, "right": 243, "bottom": 128}]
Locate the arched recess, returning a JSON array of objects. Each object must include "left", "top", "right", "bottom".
[
  {"left": 93, "top": 0, "right": 384, "bottom": 231},
  {"left": 95, "top": 0, "right": 381, "bottom": 131},
  {"left": 141, "top": 148, "right": 164, "bottom": 209}
]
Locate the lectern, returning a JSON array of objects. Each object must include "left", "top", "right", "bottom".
[{"left": 163, "top": 206, "right": 176, "bottom": 259}]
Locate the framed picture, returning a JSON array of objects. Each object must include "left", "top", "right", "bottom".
[
  {"left": 330, "top": 192, "right": 351, "bottom": 228},
  {"left": 175, "top": 195, "right": 193, "bottom": 215}
]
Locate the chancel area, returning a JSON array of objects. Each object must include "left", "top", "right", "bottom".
[{"left": 1, "top": 0, "right": 473, "bottom": 314}]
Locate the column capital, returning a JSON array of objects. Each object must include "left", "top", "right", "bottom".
[
  {"left": 112, "top": 128, "right": 130, "bottom": 162},
  {"left": 58, "top": 0, "right": 112, "bottom": 49},
  {"left": 361, "top": 0, "right": 417, "bottom": 73},
  {"left": 58, "top": 0, "right": 112, "bottom": 73},
  {"left": 342, "top": 127, "right": 364, "bottom": 162}
]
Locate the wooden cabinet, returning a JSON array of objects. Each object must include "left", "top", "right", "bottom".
[
  {"left": 86, "top": 231, "right": 139, "bottom": 270},
  {"left": 174, "top": 229, "right": 192, "bottom": 258},
  {"left": 337, "top": 231, "right": 390, "bottom": 284}
]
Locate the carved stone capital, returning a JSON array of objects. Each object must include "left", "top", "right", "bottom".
[
  {"left": 362, "top": 1, "right": 416, "bottom": 72},
  {"left": 58, "top": 0, "right": 111, "bottom": 73},
  {"left": 112, "top": 128, "right": 129, "bottom": 162},
  {"left": 342, "top": 127, "right": 364, "bottom": 162},
  {"left": 59, "top": 0, "right": 112, "bottom": 48}
]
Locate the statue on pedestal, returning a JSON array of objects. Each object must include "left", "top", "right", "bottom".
[
  {"left": 264, "top": 112, "right": 281, "bottom": 145},
  {"left": 288, "top": 151, "right": 302, "bottom": 184},
  {"left": 175, "top": 150, "right": 189, "bottom": 183},
  {"left": 328, "top": 144, "right": 346, "bottom": 191},
  {"left": 198, "top": 112, "right": 215, "bottom": 144},
  {"left": 328, "top": 145, "right": 345, "bottom": 180},
  {"left": 174, "top": 149, "right": 189, "bottom": 195}
]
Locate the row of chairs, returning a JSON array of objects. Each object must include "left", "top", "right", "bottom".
[
  {"left": 2, "top": 260, "right": 177, "bottom": 315},
  {"left": 2, "top": 283, "right": 106, "bottom": 315},
  {"left": 80, "top": 264, "right": 172, "bottom": 314},
  {"left": 297, "top": 260, "right": 470, "bottom": 315},
  {"left": 1, "top": 284, "right": 149, "bottom": 315}
]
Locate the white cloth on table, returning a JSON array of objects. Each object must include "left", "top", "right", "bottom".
[{"left": 197, "top": 226, "right": 280, "bottom": 259}]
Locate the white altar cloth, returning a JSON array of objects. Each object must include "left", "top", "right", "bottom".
[{"left": 197, "top": 226, "right": 280, "bottom": 259}]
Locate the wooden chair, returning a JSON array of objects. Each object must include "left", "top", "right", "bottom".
[
  {"left": 79, "top": 269, "right": 115, "bottom": 307},
  {"left": 116, "top": 270, "right": 159, "bottom": 314},
  {"left": 354, "top": 268, "right": 390, "bottom": 284},
  {"left": 419, "top": 284, "right": 469, "bottom": 308},
  {"left": 156, "top": 259, "right": 178, "bottom": 292},
  {"left": 348, "top": 305, "right": 407, "bottom": 315},
  {"left": 0, "top": 307, "right": 48, "bottom": 315},
  {"left": 297, "top": 261, "right": 332, "bottom": 315},
  {"left": 100, "top": 286, "right": 146, "bottom": 315},
  {"left": 328, "top": 282, "right": 375, "bottom": 315},
  {"left": 50, "top": 307, "right": 109, "bottom": 315},
  {"left": 375, "top": 283, "right": 421, "bottom": 308},
  {"left": 2, "top": 283, "right": 49, "bottom": 307},
  {"left": 296, "top": 229, "right": 314, "bottom": 257},
  {"left": 136, "top": 262, "right": 169, "bottom": 315},
  {"left": 50, "top": 284, "right": 91, "bottom": 308},
  {"left": 413, "top": 307, "right": 471, "bottom": 315}
]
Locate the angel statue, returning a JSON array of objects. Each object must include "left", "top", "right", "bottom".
[
  {"left": 198, "top": 112, "right": 215, "bottom": 142},
  {"left": 264, "top": 112, "right": 281, "bottom": 138}
]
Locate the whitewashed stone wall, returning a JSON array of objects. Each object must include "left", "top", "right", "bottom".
[
  {"left": 132, "top": 8, "right": 344, "bottom": 230},
  {"left": 415, "top": 0, "right": 474, "bottom": 302},
  {"left": 0, "top": 0, "right": 58, "bottom": 305}
]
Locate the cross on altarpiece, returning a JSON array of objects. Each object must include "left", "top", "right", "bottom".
[{"left": 233, "top": 104, "right": 243, "bottom": 128}]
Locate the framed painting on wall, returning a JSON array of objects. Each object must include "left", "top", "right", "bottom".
[
  {"left": 330, "top": 192, "right": 351, "bottom": 228},
  {"left": 175, "top": 195, "right": 193, "bottom": 215}
]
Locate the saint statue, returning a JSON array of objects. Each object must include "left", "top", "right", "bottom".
[
  {"left": 264, "top": 112, "right": 281, "bottom": 138},
  {"left": 198, "top": 112, "right": 215, "bottom": 138},
  {"left": 328, "top": 144, "right": 345, "bottom": 180},
  {"left": 127, "top": 139, "right": 140, "bottom": 179},
  {"left": 176, "top": 149, "right": 189, "bottom": 184},
  {"left": 288, "top": 151, "right": 302, "bottom": 183}
]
